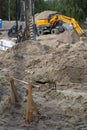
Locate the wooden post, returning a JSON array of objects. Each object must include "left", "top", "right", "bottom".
[
  {"left": 9, "top": 78, "right": 20, "bottom": 104},
  {"left": 26, "top": 83, "right": 33, "bottom": 122},
  {"left": 26, "top": 83, "right": 39, "bottom": 122},
  {"left": 32, "top": 99, "right": 39, "bottom": 115},
  {"left": 6, "top": 75, "right": 40, "bottom": 122}
]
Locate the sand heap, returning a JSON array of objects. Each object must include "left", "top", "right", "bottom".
[
  {"left": 56, "top": 30, "right": 80, "bottom": 43},
  {"left": 35, "top": 10, "right": 57, "bottom": 21},
  {"left": 0, "top": 39, "right": 87, "bottom": 85},
  {"left": 0, "top": 39, "right": 87, "bottom": 129},
  {"left": 37, "top": 30, "right": 80, "bottom": 44},
  {"left": 0, "top": 10, "right": 87, "bottom": 130}
]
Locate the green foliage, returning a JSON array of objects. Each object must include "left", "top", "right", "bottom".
[
  {"left": 0, "top": 0, "right": 16, "bottom": 20},
  {"left": 58, "top": 0, "right": 87, "bottom": 20},
  {"left": 34, "top": 0, "right": 48, "bottom": 13},
  {"left": 10, "top": 0, "right": 16, "bottom": 20},
  {"left": 0, "top": 0, "right": 8, "bottom": 20},
  {"left": 34, "top": 0, "right": 87, "bottom": 21},
  {"left": 0, "top": 0, "right": 87, "bottom": 21}
]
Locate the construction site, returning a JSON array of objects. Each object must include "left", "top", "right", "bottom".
[{"left": 0, "top": 0, "right": 87, "bottom": 130}]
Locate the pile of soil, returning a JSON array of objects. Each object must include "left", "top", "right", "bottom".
[
  {"left": 1, "top": 39, "right": 87, "bottom": 84},
  {"left": 0, "top": 39, "right": 87, "bottom": 129},
  {"left": 0, "top": 23, "right": 87, "bottom": 129},
  {"left": 56, "top": 30, "right": 80, "bottom": 43},
  {"left": 37, "top": 30, "right": 80, "bottom": 44},
  {"left": 0, "top": 41, "right": 87, "bottom": 88},
  {"left": 35, "top": 10, "right": 57, "bottom": 21}
]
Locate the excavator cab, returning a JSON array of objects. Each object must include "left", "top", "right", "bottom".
[{"left": 48, "top": 12, "right": 61, "bottom": 22}]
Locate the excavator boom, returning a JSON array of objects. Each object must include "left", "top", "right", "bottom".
[{"left": 49, "top": 14, "right": 84, "bottom": 36}]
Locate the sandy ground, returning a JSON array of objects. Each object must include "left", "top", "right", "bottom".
[{"left": 0, "top": 25, "right": 87, "bottom": 130}]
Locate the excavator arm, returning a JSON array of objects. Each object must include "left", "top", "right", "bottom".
[{"left": 49, "top": 14, "right": 84, "bottom": 36}]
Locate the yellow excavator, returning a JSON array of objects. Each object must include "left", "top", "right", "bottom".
[{"left": 36, "top": 13, "right": 84, "bottom": 36}]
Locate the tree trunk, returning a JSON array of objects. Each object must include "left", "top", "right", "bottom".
[{"left": 25, "top": 0, "right": 32, "bottom": 39}]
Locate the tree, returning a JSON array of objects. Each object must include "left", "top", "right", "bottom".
[
  {"left": 0, "top": 0, "right": 16, "bottom": 20},
  {"left": 0, "top": 0, "right": 87, "bottom": 21},
  {"left": 38, "top": 0, "right": 87, "bottom": 21},
  {"left": 34, "top": 0, "right": 47, "bottom": 13},
  {"left": 0, "top": 0, "right": 4, "bottom": 18},
  {"left": 58, "top": 0, "right": 87, "bottom": 20}
]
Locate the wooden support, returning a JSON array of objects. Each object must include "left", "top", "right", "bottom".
[
  {"left": 13, "top": 77, "right": 29, "bottom": 85},
  {"left": 12, "top": 77, "right": 40, "bottom": 89},
  {"left": 26, "top": 83, "right": 39, "bottom": 122},
  {"left": 9, "top": 78, "right": 21, "bottom": 104},
  {"left": 6, "top": 75, "right": 40, "bottom": 122},
  {"left": 31, "top": 99, "right": 39, "bottom": 115}
]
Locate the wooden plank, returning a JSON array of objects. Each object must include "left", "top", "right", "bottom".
[
  {"left": 13, "top": 77, "right": 29, "bottom": 85},
  {"left": 13, "top": 77, "right": 40, "bottom": 89}
]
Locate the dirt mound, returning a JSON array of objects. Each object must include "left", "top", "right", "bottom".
[
  {"left": 1, "top": 9, "right": 87, "bottom": 130},
  {"left": 56, "top": 30, "right": 80, "bottom": 43},
  {"left": 0, "top": 38, "right": 87, "bottom": 129},
  {"left": 37, "top": 30, "right": 80, "bottom": 45},
  {"left": 35, "top": 10, "right": 57, "bottom": 21},
  {"left": 0, "top": 39, "right": 87, "bottom": 84}
]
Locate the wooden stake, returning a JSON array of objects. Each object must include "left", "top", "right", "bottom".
[
  {"left": 9, "top": 78, "right": 20, "bottom": 104},
  {"left": 26, "top": 83, "right": 39, "bottom": 122},
  {"left": 32, "top": 99, "right": 39, "bottom": 115},
  {"left": 7, "top": 75, "right": 40, "bottom": 122},
  {"left": 26, "top": 83, "right": 33, "bottom": 122}
]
